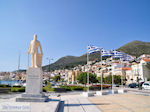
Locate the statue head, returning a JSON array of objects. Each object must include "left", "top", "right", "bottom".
[{"left": 33, "top": 34, "right": 37, "bottom": 40}]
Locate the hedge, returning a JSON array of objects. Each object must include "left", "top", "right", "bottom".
[{"left": 11, "top": 87, "right": 25, "bottom": 92}]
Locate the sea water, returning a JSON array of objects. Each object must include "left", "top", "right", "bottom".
[{"left": 0, "top": 80, "right": 22, "bottom": 86}]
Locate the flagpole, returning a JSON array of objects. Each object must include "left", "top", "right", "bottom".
[
  {"left": 111, "top": 50, "right": 115, "bottom": 91},
  {"left": 112, "top": 68, "right": 114, "bottom": 90},
  {"left": 100, "top": 49, "right": 103, "bottom": 91},
  {"left": 120, "top": 58, "right": 123, "bottom": 88},
  {"left": 111, "top": 55, "right": 114, "bottom": 90},
  {"left": 87, "top": 49, "right": 89, "bottom": 92}
]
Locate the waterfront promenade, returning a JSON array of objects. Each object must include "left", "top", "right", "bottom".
[
  {"left": 55, "top": 90, "right": 150, "bottom": 112},
  {"left": 0, "top": 91, "right": 150, "bottom": 112},
  {"left": 89, "top": 93, "right": 150, "bottom": 112}
]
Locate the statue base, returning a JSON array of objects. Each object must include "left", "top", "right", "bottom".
[
  {"left": 16, "top": 95, "right": 48, "bottom": 102},
  {"left": 16, "top": 67, "right": 48, "bottom": 102}
]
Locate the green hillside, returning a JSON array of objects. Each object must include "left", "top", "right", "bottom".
[
  {"left": 118, "top": 40, "right": 150, "bottom": 57},
  {"left": 43, "top": 53, "right": 100, "bottom": 71}
]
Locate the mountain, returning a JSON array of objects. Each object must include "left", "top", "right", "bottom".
[
  {"left": 118, "top": 40, "right": 150, "bottom": 57},
  {"left": 42, "top": 40, "right": 150, "bottom": 71},
  {"left": 43, "top": 53, "right": 101, "bottom": 71}
]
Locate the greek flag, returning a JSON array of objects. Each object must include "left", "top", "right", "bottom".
[
  {"left": 112, "top": 50, "right": 125, "bottom": 58},
  {"left": 122, "top": 54, "right": 135, "bottom": 61},
  {"left": 87, "top": 45, "right": 101, "bottom": 54},
  {"left": 101, "top": 49, "right": 113, "bottom": 57}
]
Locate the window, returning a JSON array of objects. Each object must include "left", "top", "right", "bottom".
[{"left": 144, "top": 83, "right": 149, "bottom": 86}]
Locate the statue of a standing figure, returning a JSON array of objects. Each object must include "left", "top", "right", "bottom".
[
  {"left": 28, "top": 34, "right": 43, "bottom": 68},
  {"left": 16, "top": 34, "right": 47, "bottom": 102}
]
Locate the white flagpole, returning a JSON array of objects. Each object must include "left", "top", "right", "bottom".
[
  {"left": 111, "top": 51, "right": 114, "bottom": 90},
  {"left": 87, "top": 48, "right": 89, "bottom": 92},
  {"left": 100, "top": 49, "right": 103, "bottom": 91},
  {"left": 112, "top": 69, "right": 114, "bottom": 90},
  {"left": 120, "top": 58, "right": 123, "bottom": 88}
]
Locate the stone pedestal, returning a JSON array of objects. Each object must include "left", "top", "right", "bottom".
[{"left": 16, "top": 67, "right": 48, "bottom": 102}]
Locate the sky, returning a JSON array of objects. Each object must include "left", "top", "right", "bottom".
[{"left": 0, "top": 0, "right": 150, "bottom": 71}]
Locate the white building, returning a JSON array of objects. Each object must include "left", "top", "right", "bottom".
[{"left": 130, "top": 58, "right": 150, "bottom": 83}]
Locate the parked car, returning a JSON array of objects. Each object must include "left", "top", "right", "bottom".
[
  {"left": 22, "top": 83, "right": 26, "bottom": 87},
  {"left": 128, "top": 83, "right": 138, "bottom": 88},
  {"left": 142, "top": 82, "right": 150, "bottom": 90},
  {"left": 113, "top": 84, "right": 120, "bottom": 87}
]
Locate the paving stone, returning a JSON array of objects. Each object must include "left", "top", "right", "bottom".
[
  {"left": 89, "top": 93, "right": 150, "bottom": 112},
  {"left": 60, "top": 95, "right": 101, "bottom": 112}
]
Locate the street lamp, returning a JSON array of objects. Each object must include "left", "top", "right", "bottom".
[{"left": 46, "top": 58, "right": 53, "bottom": 72}]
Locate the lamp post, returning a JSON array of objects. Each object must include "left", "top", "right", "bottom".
[
  {"left": 46, "top": 58, "right": 53, "bottom": 81},
  {"left": 137, "top": 63, "right": 141, "bottom": 90},
  {"left": 46, "top": 58, "right": 53, "bottom": 72}
]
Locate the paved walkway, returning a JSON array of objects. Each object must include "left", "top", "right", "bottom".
[
  {"left": 89, "top": 93, "right": 150, "bottom": 112},
  {"left": 57, "top": 94, "right": 101, "bottom": 112},
  {"left": 0, "top": 94, "right": 60, "bottom": 112},
  {"left": 1, "top": 92, "right": 150, "bottom": 112}
]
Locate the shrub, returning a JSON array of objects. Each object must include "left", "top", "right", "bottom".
[
  {"left": 12, "top": 85, "right": 22, "bottom": 87},
  {"left": 70, "top": 86, "right": 84, "bottom": 91},
  {"left": 43, "top": 88, "right": 47, "bottom": 92},
  {"left": 43, "top": 83, "right": 54, "bottom": 92},
  {"left": 0, "top": 84, "right": 11, "bottom": 87},
  {"left": 60, "top": 86, "right": 71, "bottom": 91},
  {"left": 43, "top": 87, "right": 54, "bottom": 92},
  {"left": 60, "top": 85, "right": 84, "bottom": 91},
  {"left": 53, "top": 88, "right": 66, "bottom": 92},
  {"left": 11, "top": 87, "right": 25, "bottom": 92}
]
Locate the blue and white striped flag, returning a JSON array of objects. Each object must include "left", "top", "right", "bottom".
[
  {"left": 101, "top": 49, "right": 113, "bottom": 57},
  {"left": 121, "top": 54, "right": 135, "bottom": 61},
  {"left": 112, "top": 50, "right": 125, "bottom": 58},
  {"left": 87, "top": 45, "right": 101, "bottom": 54}
]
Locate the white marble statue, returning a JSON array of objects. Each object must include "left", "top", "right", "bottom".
[{"left": 28, "top": 34, "right": 43, "bottom": 68}]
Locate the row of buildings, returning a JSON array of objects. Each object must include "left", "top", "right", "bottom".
[
  {"left": 0, "top": 54, "right": 150, "bottom": 85},
  {"left": 67, "top": 54, "right": 150, "bottom": 84}
]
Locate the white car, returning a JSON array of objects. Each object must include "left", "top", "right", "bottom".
[
  {"left": 142, "top": 82, "right": 150, "bottom": 90},
  {"left": 22, "top": 83, "right": 26, "bottom": 87}
]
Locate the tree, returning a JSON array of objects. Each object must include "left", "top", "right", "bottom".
[
  {"left": 97, "top": 76, "right": 103, "bottom": 83},
  {"left": 77, "top": 72, "right": 98, "bottom": 84},
  {"left": 103, "top": 75, "right": 121, "bottom": 85},
  {"left": 53, "top": 75, "right": 61, "bottom": 82},
  {"left": 114, "top": 75, "right": 122, "bottom": 85},
  {"left": 103, "top": 75, "right": 112, "bottom": 84}
]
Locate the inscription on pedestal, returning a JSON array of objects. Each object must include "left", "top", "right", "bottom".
[{"left": 16, "top": 67, "right": 48, "bottom": 102}]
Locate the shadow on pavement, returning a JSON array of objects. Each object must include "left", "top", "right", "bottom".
[
  {"left": 64, "top": 103, "right": 110, "bottom": 106},
  {"left": 58, "top": 101, "right": 65, "bottom": 112}
]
